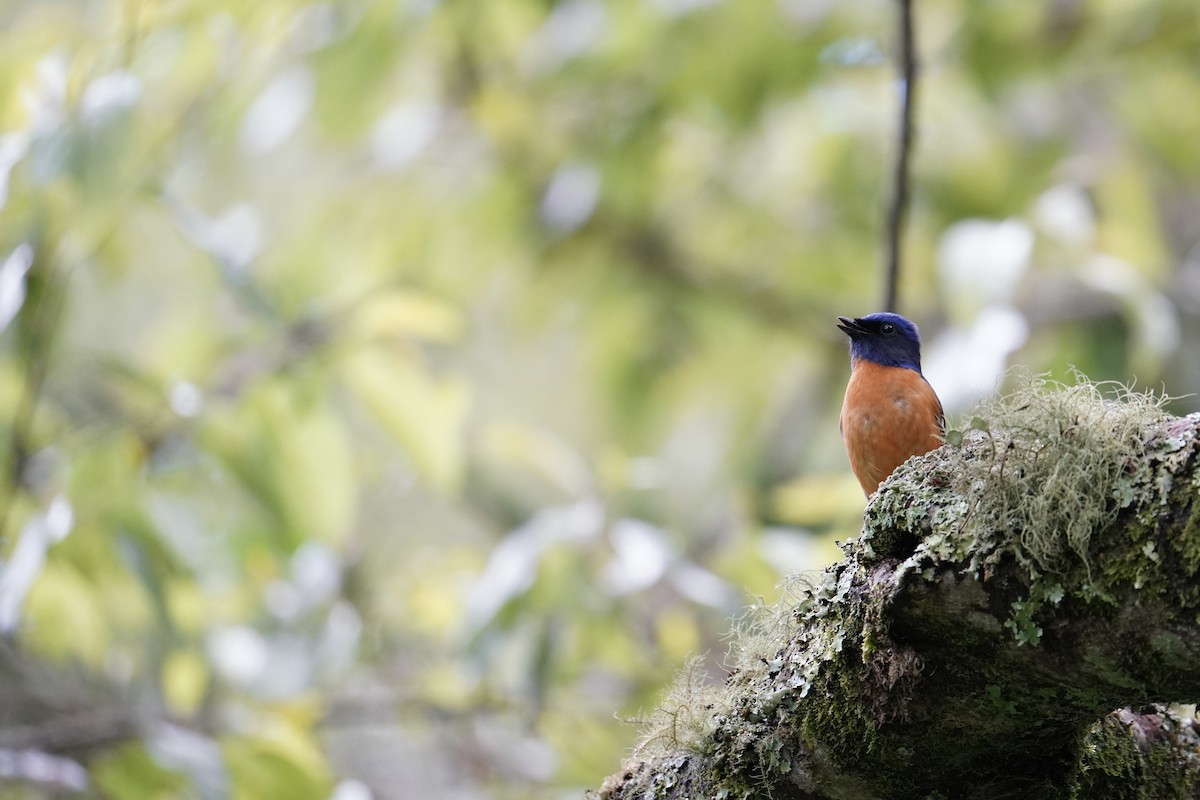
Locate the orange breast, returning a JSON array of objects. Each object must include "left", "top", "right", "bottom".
[{"left": 840, "top": 360, "right": 944, "bottom": 495}]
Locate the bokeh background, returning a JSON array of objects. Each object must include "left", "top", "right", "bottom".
[{"left": 1, "top": 0, "right": 1199, "bottom": 798}]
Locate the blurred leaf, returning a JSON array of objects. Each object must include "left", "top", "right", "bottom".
[
  {"left": 310, "top": 5, "right": 404, "bottom": 138},
  {"left": 163, "top": 649, "right": 210, "bottom": 717},
  {"left": 204, "top": 381, "right": 357, "bottom": 546},
  {"left": 92, "top": 743, "right": 188, "bottom": 800},
  {"left": 165, "top": 581, "right": 208, "bottom": 638},
  {"left": 22, "top": 561, "right": 110, "bottom": 665},
  {"left": 343, "top": 348, "right": 469, "bottom": 491},
  {"left": 416, "top": 659, "right": 475, "bottom": 710},
  {"left": 654, "top": 605, "right": 701, "bottom": 663},
  {"left": 1118, "top": 62, "right": 1200, "bottom": 178},
  {"left": 1093, "top": 159, "right": 1171, "bottom": 278},
  {"left": 768, "top": 473, "right": 865, "bottom": 527},
  {"left": 478, "top": 420, "right": 592, "bottom": 496},
  {"left": 223, "top": 734, "right": 331, "bottom": 800},
  {"left": 349, "top": 287, "right": 465, "bottom": 345}
]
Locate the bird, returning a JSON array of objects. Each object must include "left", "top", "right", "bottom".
[{"left": 837, "top": 312, "right": 944, "bottom": 496}]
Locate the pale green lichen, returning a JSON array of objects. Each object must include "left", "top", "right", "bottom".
[
  {"left": 632, "top": 656, "right": 730, "bottom": 759},
  {"left": 960, "top": 372, "right": 1168, "bottom": 573},
  {"left": 870, "top": 370, "right": 1187, "bottom": 641},
  {"left": 631, "top": 575, "right": 820, "bottom": 762}
]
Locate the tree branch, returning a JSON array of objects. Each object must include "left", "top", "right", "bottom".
[
  {"left": 591, "top": 383, "right": 1200, "bottom": 799},
  {"left": 883, "top": 0, "right": 917, "bottom": 314}
]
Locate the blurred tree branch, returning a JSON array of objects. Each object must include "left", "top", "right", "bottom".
[
  {"left": 0, "top": 708, "right": 140, "bottom": 755},
  {"left": 611, "top": 223, "right": 817, "bottom": 333}
]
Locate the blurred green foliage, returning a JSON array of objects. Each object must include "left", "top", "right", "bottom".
[{"left": 0, "top": 0, "right": 1198, "bottom": 797}]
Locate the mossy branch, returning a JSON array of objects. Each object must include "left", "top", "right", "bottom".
[{"left": 591, "top": 377, "right": 1200, "bottom": 800}]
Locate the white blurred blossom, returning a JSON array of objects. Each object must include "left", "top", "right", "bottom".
[
  {"left": 522, "top": 0, "right": 607, "bottom": 74},
  {"left": 1034, "top": 184, "right": 1095, "bottom": 248},
  {"left": 0, "top": 749, "right": 88, "bottom": 792},
  {"left": 169, "top": 201, "right": 263, "bottom": 273},
  {"left": 80, "top": 70, "right": 142, "bottom": 125},
  {"left": 330, "top": 780, "right": 374, "bottom": 800},
  {"left": 240, "top": 66, "right": 314, "bottom": 154},
  {"left": 21, "top": 52, "right": 69, "bottom": 134},
  {"left": 924, "top": 306, "right": 1030, "bottom": 413},
  {"left": 371, "top": 101, "right": 441, "bottom": 170},
  {"left": 464, "top": 501, "right": 602, "bottom": 632},
  {"left": 169, "top": 380, "right": 205, "bottom": 418},
  {"left": 207, "top": 625, "right": 269, "bottom": 686},
  {"left": 148, "top": 723, "right": 228, "bottom": 800},
  {"left": 0, "top": 495, "right": 75, "bottom": 632},
  {"left": 938, "top": 218, "right": 1033, "bottom": 316},
  {"left": 541, "top": 163, "right": 600, "bottom": 233},
  {"left": 0, "top": 243, "right": 33, "bottom": 332},
  {"left": 668, "top": 562, "right": 737, "bottom": 608},
  {"left": 601, "top": 519, "right": 671, "bottom": 594},
  {"left": 292, "top": 541, "right": 343, "bottom": 604}
]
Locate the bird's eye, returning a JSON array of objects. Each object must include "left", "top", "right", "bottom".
[{"left": 880, "top": 323, "right": 895, "bottom": 335}]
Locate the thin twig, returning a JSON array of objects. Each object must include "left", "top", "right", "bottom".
[{"left": 883, "top": 0, "right": 918, "bottom": 313}]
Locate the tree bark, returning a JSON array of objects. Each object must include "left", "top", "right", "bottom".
[{"left": 591, "top": 407, "right": 1200, "bottom": 800}]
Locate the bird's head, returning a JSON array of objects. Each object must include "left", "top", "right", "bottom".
[{"left": 837, "top": 312, "right": 924, "bottom": 373}]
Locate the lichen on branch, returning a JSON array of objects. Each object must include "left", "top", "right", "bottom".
[{"left": 593, "top": 374, "right": 1200, "bottom": 800}]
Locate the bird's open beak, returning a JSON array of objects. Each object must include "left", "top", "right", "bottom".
[{"left": 836, "top": 316, "right": 867, "bottom": 338}]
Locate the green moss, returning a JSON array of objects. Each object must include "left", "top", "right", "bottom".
[
  {"left": 1072, "top": 707, "right": 1200, "bottom": 799},
  {"left": 1178, "top": 481, "right": 1200, "bottom": 577}
]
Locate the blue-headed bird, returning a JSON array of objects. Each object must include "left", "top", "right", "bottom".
[{"left": 837, "top": 313, "right": 944, "bottom": 496}]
